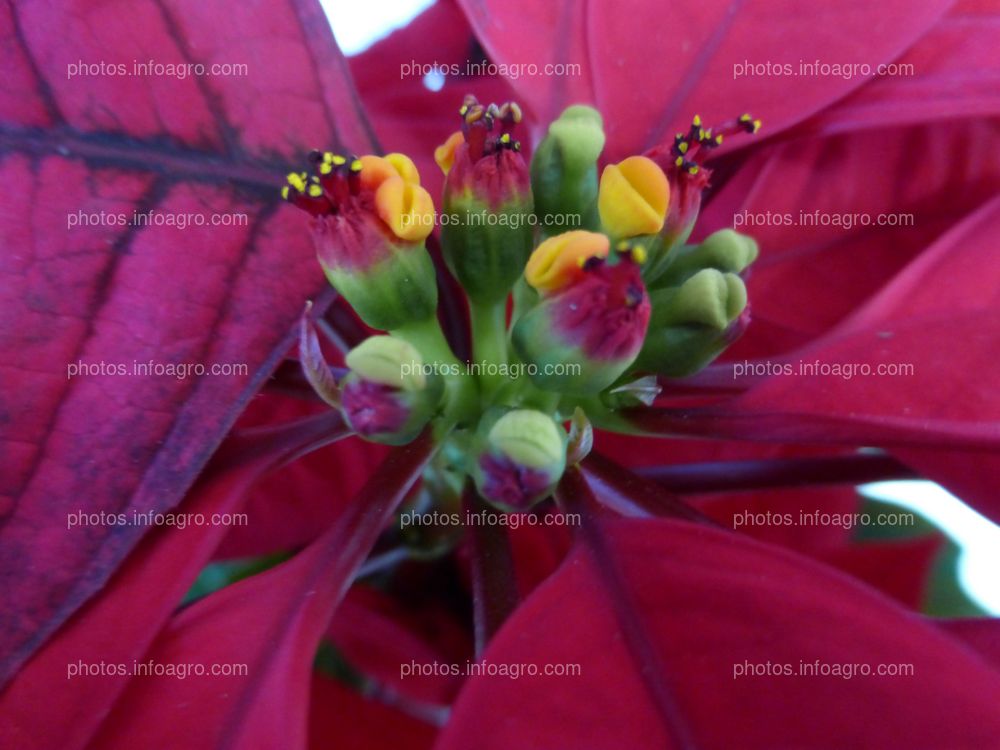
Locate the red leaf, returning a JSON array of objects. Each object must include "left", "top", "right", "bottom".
[
  {"left": 799, "top": 0, "right": 1000, "bottom": 137},
  {"left": 457, "top": 0, "right": 953, "bottom": 158},
  {"left": 697, "top": 486, "right": 862, "bottom": 552},
  {"left": 938, "top": 618, "right": 1000, "bottom": 673},
  {"left": 819, "top": 536, "right": 943, "bottom": 610},
  {"left": 308, "top": 674, "right": 437, "bottom": 750},
  {"left": 214, "top": 393, "right": 387, "bottom": 558},
  {"left": 437, "top": 514, "right": 1000, "bottom": 747},
  {"left": 0, "top": 0, "right": 377, "bottom": 680},
  {"left": 697, "top": 487, "right": 942, "bottom": 608},
  {"left": 0, "top": 412, "right": 350, "bottom": 750},
  {"left": 329, "top": 588, "right": 467, "bottom": 705},
  {"left": 85, "top": 435, "right": 436, "bottom": 750}
]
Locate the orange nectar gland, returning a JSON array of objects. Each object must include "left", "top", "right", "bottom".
[
  {"left": 525, "top": 230, "right": 611, "bottom": 295},
  {"left": 281, "top": 150, "right": 434, "bottom": 243},
  {"left": 598, "top": 156, "right": 670, "bottom": 238}
]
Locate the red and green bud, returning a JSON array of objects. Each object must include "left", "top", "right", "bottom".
[
  {"left": 283, "top": 151, "right": 438, "bottom": 331},
  {"left": 645, "top": 113, "right": 761, "bottom": 282},
  {"left": 472, "top": 408, "right": 567, "bottom": 511},
  {"left": 513, "top": 232, "right": 651, "bottom": 394},
  {"left": 341, "top": 335, "right": 443, "bottom": 445},
  {"left": 530, "top": 105, "right": 606, "bottom": 234},
  {"left": 635, "top": 268, "right": 750, "bottom": 377},
  {"left": 436, "top": 96, "right": 534, "bottom": 304}
]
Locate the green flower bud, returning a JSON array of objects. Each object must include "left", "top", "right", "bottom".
[
  {"left": 472, "top": 409, "right": 568, "bottom": 511},
  {"left": 341, "top": 336, "right": 443, "bottom": 445},
  {"left": 345, "top": 335, "right": 426, "bottom": 392},
  {"left": 653, "top": 229, "right": 759, "bottom": 287},
  {"left": 634, "top": 269, "right": 750, "bottom": 377},
  {"left": 657, "top": 268, "right": 747, "bottom": 329},
  {"left": 531, "top": 105, "right": 606, "bottom": 234},
  {"left": 320, "top": 234, "right": 439, "bottom": 332}
]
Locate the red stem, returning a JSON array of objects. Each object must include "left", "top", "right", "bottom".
[
  {"left": 465, "top": 486, "right": 521, "bottom": 657},
  {"left": 426, "top": 233, "right": 472, "bottom": 361},
  {"left": 557, "top": 468, "right": 702, "bottom": 750},
  {"left": 582, "top": 453, "right": 716, "bottom": 525},
  {"left": 639, "top": 453, "right": 917, "bottom": 494}
]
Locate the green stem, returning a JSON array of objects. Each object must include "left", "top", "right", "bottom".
[
  {"left": 469, "top": 300, "right": 508, "bottom": 401},
  {"left": 518, "top": 382, "right": 562, "bottom": 415},
  {"left": 569, "top": 396, "right": 627, "bottom": 431},
  {"left": 392, "top": 316, "right": 477, "bottom": 425},
  {"left": 508, "top": 276, "right": 538, "bottom": 331}
]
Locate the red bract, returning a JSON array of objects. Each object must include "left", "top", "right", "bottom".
[
  {"left": 456, "top": 0, "right": 956, "bottom": 157},
  {"left": 438, "top": 510, "right": 1000, "bottom": 749},
  {"left": 0, "top": 0, "right": 378, "bottom": 685},
  {"left": 1, "top": 0, "right": 998, "bottom": 748}
]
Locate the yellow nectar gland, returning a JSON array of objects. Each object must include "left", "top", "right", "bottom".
[
  {"left": 525, "top": 230, "right": 611, "bottom": 294},
  {"left": 598, "top": 156, "right": 670, "bottom": 238}
]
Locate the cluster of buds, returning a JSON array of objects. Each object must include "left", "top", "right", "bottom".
[{"left": 285, "top": 98, "right": 760, "bottom": 512}]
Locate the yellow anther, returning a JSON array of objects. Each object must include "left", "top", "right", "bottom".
[
  {"left": 692, "top": 114, "right": 702, "bottom": 127},
  {"left": 698, "top": 128, "right": 705, "bottom": 140},
  {"left": 752, "top": 119, "right": 762, "bottom": 133},
  {"left": 525, "top": 231, "right": 611, "bottom": 294},
  {"left": 281, "top": 186, "right": 289, "bottom": 200},
  {"left": 319, "top": 162, "right": 333, "bottom": 175},
  {"left": 616, "top": 240, "right": 630, "bottom": 252},
  {"left": 688, "top": 165, "right": 700, "bottom": 175},
  {"left": 459, "top": 104, "right": 469, "bottom": 116},
  {"left": 286, "top": 172, "right": 306, "bottom": 192},
  {"left": 632, "top": 244, "right": 648, "bottom": 265},
  {"left": 322, "top": 151, "right": 334, "bottom": 163},
  {"left": 678, "top": 142, "right": 688, "bottom": 154},
  {"left": 350, "top": 159, "right": 364, "bottom": 172},
  {"left": 500, "top": 133, "right": 511, "bottom": 144},
  {"left": 715, "top": 134, "right": 724, "bottom": 145},
  {"left": 331, "top": 154, "right": 347, "bottom": 165},
  {"left": 307, "top": 184, "right": 323, "bottom": 198},
  {"left": 740, "top": 113, "right": 751, "bottom": 122},
  {"left": 675, "top": 156, "right": 684, "bottom": 167},
  {"left": 508, "top": 102, "right": 523, "bottom": 122}
]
